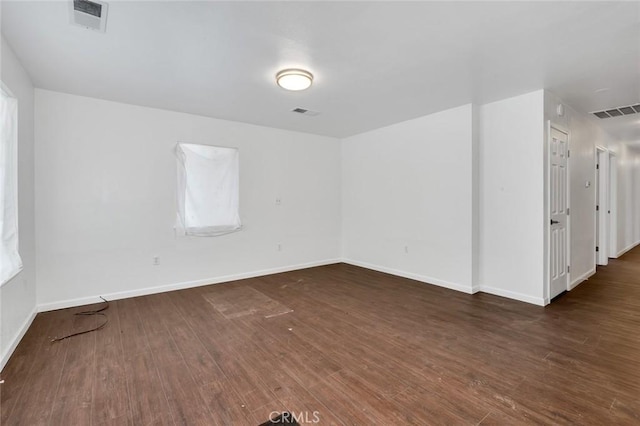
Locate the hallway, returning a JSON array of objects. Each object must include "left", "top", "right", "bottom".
[{"left": 540, "top": 245, "right": 640, "bottom": 422}]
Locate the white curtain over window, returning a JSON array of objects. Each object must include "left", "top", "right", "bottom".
[
  {"left": 0, "top": 87, "right": 22, "bottom": 285},
  {"left": 176, "top": 143, "right": 241, "bottom": 236}
]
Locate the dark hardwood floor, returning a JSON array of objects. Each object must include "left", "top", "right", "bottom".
[{"left": 2, "top": 247, "right": 640, "bottom": 425}]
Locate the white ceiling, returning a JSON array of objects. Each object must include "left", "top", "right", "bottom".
[
  {"left": 1, "top": 1, "right": 639, "bottom": 139},
  {"left": 597, "top": 113, "right": 640, "bottom": 145}
]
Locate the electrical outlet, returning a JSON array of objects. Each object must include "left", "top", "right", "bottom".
[
  {"left": 275, "top": 197, "right": 282, "bottom": 205},
  {"left": 153, "top": 256, "right": 160, "bottom": 266}
]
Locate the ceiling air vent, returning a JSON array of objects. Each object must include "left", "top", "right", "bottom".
[
  {"left": 291, "top": 108, "right": 320, "bottom": 117},
  {"left": 592, "top": 103, "right": 640, "bottom": 119},
  {"left": 70, "top": 0, "right": 108, "bottom": 32}
]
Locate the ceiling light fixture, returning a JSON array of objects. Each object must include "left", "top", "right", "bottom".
[{"left": 276, "top": 69, "right": 313, "bottom": 91}]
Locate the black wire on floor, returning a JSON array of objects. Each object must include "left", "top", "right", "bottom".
[{"left": 51, "top": 297, "right": 110, "bottom": 343}]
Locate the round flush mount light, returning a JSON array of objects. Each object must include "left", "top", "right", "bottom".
[{"left": 276, "top": 69, "right": 313, "bottom": 91}]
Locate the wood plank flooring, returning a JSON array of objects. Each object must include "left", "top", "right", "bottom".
[{"left": 2, "top": 246, "right": 640, "bottom": 425}]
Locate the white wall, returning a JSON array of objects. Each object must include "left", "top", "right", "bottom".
[
  {"left": 615, "top": 143, "right": 640, "bottom": 255},
  {"left": 35, "top": 90, "right": 341, "bottom": 309},
  {"left": 342, "top": 89, "right": 637, "bottom": 306},
  {"left": 478, "top": 90, "right": 546, "bottom": 305},
  {"left": 0, "top": 37, "right": 37, "bottom": 370},
  {"left": 341, "top": 104, "right": 478, "bottom": 293}
]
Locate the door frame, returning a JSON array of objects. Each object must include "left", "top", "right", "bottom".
[
  {"left": 595, "top": 146, "right": 609, "bottom": 266},
  {"left": 608, "top": 152, "right": 618, "bottom": 258},
  {"left": 546, "top": 122, "right": 571, "bottom": 302}
]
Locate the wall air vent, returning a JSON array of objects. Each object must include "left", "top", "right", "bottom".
[
  {"left": 592, "top": 103, "right": 640, "bottom": 119},
  {"left": 291, "top": 108, "right": 320, "bottom": 117},
  {"left": 70, "top": 0, "right": 108, "bottom": 32}
]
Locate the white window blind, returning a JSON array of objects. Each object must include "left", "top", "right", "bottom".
[
  {"left": 0, "top": 86, "right": 23, "bottom": 286},
  {"left": 176, "top": 143, "right": 241, "bottom": 236}
]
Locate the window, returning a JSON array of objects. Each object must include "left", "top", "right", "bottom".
[
  {"left": 176, "top": 143, "right": 241, "bottom": 236},
  {"left": 0, "top": 85, "right": 22, "bottom": 285}
]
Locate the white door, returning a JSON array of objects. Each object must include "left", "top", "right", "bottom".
[
  {"left": 550, "top": 127, "right": 569, "bottom": 299},
  {"left": 596, "top": 149, "right": 609, "bottom": 265}
]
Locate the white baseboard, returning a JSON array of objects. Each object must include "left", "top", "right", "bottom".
[
  {"left": 476, "top": 285, "right": 546, "bottom": 306},
  {"left": 617, "top": 240, "right": 640, "bottom": 258},
  {"left": 37, "top": 258, "right": 341, "bottom": 312},
  {"left": 12, "top": 257, "right": 550, "bottom": 366},
  {"left": 1, "top": 308, "right": 37, "bottom": 372},
  {"left": 342, "top": 258, "right": 544, "bottom": 306},
  {"left": 569, "top": 267, "right": 596, "bottom": 291},
  {"left": 341, "top": 258, "right": 475, "bottom": 294}
]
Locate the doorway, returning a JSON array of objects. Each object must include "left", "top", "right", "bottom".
[
  {"left": 596, "top": 148, "right": 609, "bottom": 266},
  {"left": 608, "top": 153, "right": 618, "bottom": 258}
]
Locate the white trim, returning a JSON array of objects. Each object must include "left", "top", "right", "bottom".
[
  {"left": 617, "top": 240, "right": 640, "bottom": 258},
  {"left": 343, "top": 259, "right": 546, "bottom": 306},
  {"left": 37, "top": 258, "right": 341, "bottom": 312},
  {"left": 568, "top": 267, "right": 596, "bottom": 291},
  {"left": 1, "top": 308, "right": 37, "bottom": 372},
  {"left": 566, "top": 128, "right": 572, "bottom": 290},
  {"left": 341, "top": 258, "right": 475, "bottom": 294},
  {"left": 549, "top": 121, "right": 569, "bottom": 135},
  {"left": 478, "top": 285, "right": 547, "bottom": 306},
  {"left": 544, "top": 119, "right": 551, "bottom": 301},
  {"left": 608, "top": 153, "right": 618, "bottom": 259}
]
